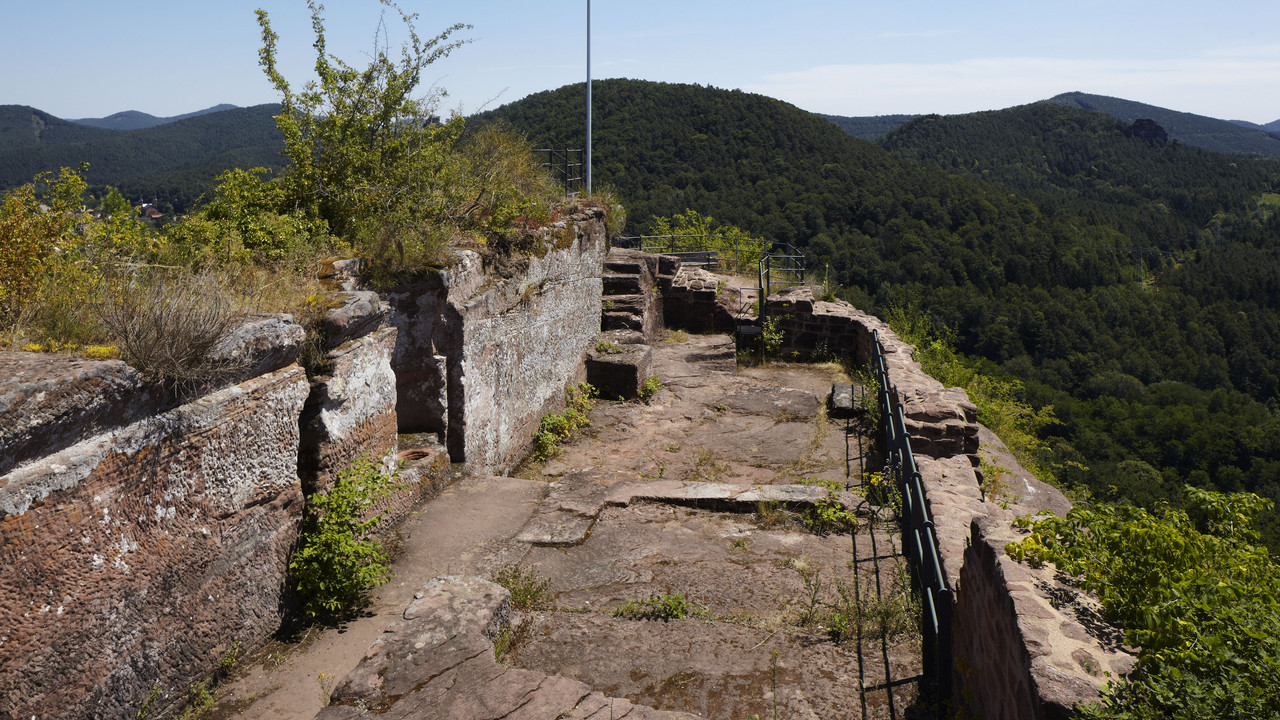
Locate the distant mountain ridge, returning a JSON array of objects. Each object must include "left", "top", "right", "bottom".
[
  {"left": 1046, "top": 91, "right": 1280, "bottom": 157},
  {"left": 0, "top": 104, "right": 284, "bottom": 212},
  {"left": 1229, "top": 118, "right": 1280, "bottom": 133},
  {"left": 68, "top": 104, "right": 240, "bottom": 131}
]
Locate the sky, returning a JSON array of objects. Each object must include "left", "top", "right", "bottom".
[{"left": 3, "top": 0, "right": 1279, "bottom": 124}]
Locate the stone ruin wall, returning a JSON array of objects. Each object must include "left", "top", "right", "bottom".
[
  {"left": 761, "top": 286, "right": 1135, "bottom": 720},
  {"left": 382, "top": 209, "right": 608, "bottom": 474},
  {"left": 0, "top": 212, "right": 608, "bottom": 719}
]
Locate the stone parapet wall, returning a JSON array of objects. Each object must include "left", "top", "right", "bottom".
[
  {"left": 955, "top": 518, "right": 1137, "bottom": 720},
  {"left": 0, "top": 346, "right": 309, "bottom": 720},
  {"left": 663, "top": 265, "right": 738, "bottom": 333},
  {"left": 686, "top": 280, "right": 1126, "bottom": 719}
]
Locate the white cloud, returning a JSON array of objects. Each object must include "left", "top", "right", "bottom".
[{"left": 746, "top": 51, "right": 1280, "bottom": 122}]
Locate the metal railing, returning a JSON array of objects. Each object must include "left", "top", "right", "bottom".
[
  {"left": 871, "top": 329, "right": 954, "bottom": 709},
  {"left": 535, "top": 148, "right": 584, "bottom": 196},
  {"left": 616, "top": 235, "right": 806, "bottom": 287}
]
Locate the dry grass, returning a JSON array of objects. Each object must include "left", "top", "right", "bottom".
[{"left": 96, "top": 270, "right": 244, "bottom": 392}]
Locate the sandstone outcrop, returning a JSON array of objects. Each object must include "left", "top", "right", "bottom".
[{"left": 0, "top": 326, "right": 309, "bottom": 719}]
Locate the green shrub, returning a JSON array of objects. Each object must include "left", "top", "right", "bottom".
[
  {"left": 761, "top": 317, "right": 783, "bottom": 358},
  {"left": 650, "top": 208, "right": 767, "bottom": 273},
  {"left": 1007, "top": 486, "right": 1280, "bottom": 720},
  {"left": 289, "top": 454, "right": 400, "bottom": 618}
]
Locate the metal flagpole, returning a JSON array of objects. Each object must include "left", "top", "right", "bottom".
[{"left": 586, "top": 0, "right": 592, "bottom": 196}]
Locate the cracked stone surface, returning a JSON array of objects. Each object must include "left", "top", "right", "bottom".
[
  {"left": 214, "top": 335, "right": 922, "bottom": 720},
  {"left": 317, "top": 576, "right": 700, "bottom": 720}
]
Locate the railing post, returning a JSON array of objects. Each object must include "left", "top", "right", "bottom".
[
  {"left": 936, "top": 586, "right": 954, "bottom": 711},
  {"left": 922, "top": 588, "right": 939, "bottom": 691}
]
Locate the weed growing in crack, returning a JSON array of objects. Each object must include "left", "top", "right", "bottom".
[
  {"left": 754, "top": 500, "right": 794, "bottom": 530},
  {"left": 493, "top": 618, "right": 535, "bottom": 665},
  {"left": 613, "top": 593, "right": 693, "bottom": 621},
  {"left": 316, "top": 672, "right": 335, "bottom": 708},
  {"left": 176, "top": 680, "right": 214, "bottom": 720},
  {"left": 689, "top": 448, "right": 728, "bottom": 482},
  {"left": 132, "top": 684, "right": 163, "bottom": 720},
  {"left": 492, "top": 565, "right": 552, "bottom": 611},
  {"left": 798, "top": 478, "right": 857, "bottom": 535},
  {"left": 638, "top": 374, "right": 663, "bottom": 401}
]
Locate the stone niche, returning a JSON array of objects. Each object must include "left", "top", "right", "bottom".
[
  {"left": 0, "top": 319, "right": 309, "bottom": 720},
  {"left": 383, "top": 209, "right": 608, "bottom": 474}
]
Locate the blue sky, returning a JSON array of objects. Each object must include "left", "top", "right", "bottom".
[{"left": 3, "top": 0, "right": 1279, "bottom": 123}]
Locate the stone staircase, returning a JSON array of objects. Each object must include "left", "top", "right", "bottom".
[{"left": 600, "top": 248, "right": 666, "bottom": 343}]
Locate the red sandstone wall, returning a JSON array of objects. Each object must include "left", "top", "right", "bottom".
[{"left": 1, "top": 363, "right": 309, "bottom": 720}]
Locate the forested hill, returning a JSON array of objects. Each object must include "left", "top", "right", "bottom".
[
  {"left": 1047, "top": 91, "right": 1280, "bottom": 157},
  {"left": 0, "top": 106, "right": 113, "bottom": 150},
  {"left": 0, "top": 104, "right": 284, "bottom": 213},
  {"left": 476, "top": 79, "right": 1037, "bottom": 246},
  {"left": 816, "top": 112, "right": 919, "bottom": 141},
  {"left": 480, "top": 79, "right": 1280, "bottom": 547},
  {"left": 880, "top": 102, "right": 1277, "bottom": 228}
]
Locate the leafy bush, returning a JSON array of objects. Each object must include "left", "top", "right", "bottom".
[
  {"left": 650, "top": 208, "right": 768, "bottom": 272},
  {"left": 290, "top": 454, "right": 400, "bottom": 618},
  {"left": 163, "top": 167, "right": 332, "bottom": 266},
  {"left": 255, "top": 1, "right": 559, "bottom": 284},
  {"left": 1007, "top": 486, "right": 1280, "bottom": 720},
  {"left": 1, "top": 167, "right": 146, "bottom": 349}
]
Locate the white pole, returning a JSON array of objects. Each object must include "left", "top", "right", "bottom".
[{"left": 586, "top": 0, "right": 592, "bottom": 196}]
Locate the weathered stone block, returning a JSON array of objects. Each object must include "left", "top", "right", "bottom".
[
  {"left": 299, "top": 326, "right": 399, "bottom": 492},
  {"left": 0, "top": 353, "right": 156, "bottom": 476},
  {"left": 320, "top": 291, "right": 388, "bottom": 350},
  {"left": 586, "top": 342, "right": 654, "bottom": 399}
]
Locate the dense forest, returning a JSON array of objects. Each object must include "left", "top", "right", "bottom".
[
  {"left": 478, "top": 79, "right": 1280, "bottom": 547},
  {"left": 815, "top": 112, "right": 919, "bottom": 141},
  {"left": 0, "top": 104, "right": 284, "bottom": 213}
]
